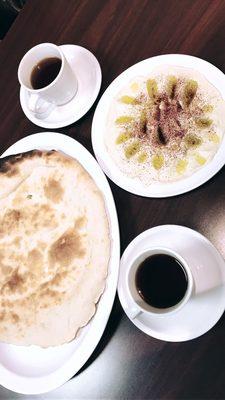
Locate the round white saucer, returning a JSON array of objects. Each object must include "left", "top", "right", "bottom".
[
  {"left": 118, "top": 225, "right": 225, "bottom": 342},
  {"left": 20, "top": 45, "right": 102, "bottom": 128},
  {"left": 92, "top": 54, "right": 225, "bottom": 197}
]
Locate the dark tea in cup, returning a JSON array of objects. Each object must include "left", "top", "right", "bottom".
[
  {"left": 31, "top": 57, "right": 62, "bottom": 89},
  {"left": 135, "top": 254, "right": 188, "bottom": 309}
]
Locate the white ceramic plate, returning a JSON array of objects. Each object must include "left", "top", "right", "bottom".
[
  {"left": 118, "top": 225, "right": 225, "bottom": 342},
  {"left": 20, "top": 45, "right": 102, "bottom": 128},
  {"left": 0, "top": 132, "right": 120, "bottom": 394},
  {"left": 92, "top": 54, "right": 225, "bottom": 197}
]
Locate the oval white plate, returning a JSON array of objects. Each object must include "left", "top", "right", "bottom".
[
  {"left": 20, "top": 45, "right": 102, "bottom": 129},
  {"left": 92, "top": 54, "right": 225, "bottom": 197},
  {"left": 118, "top": 225, "right": 225, "bottom": 342},
  {"left": 0, "top": 132, "right": 120, "bottom": 394}
]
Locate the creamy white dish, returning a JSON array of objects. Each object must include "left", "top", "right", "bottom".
[{"left": 105, "top": 66, "right": 225, "bottom": 184}]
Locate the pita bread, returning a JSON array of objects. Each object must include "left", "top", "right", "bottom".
[{"left": 0, "top": 150, "right": 110, "bottom": 347}]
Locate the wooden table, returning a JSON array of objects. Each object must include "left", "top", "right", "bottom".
[{"left": 0, "top": 0, "right": 225, "bottom": 398}]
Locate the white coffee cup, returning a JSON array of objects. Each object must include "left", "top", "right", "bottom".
[
  {"left": 126, "top": 247, "right": 193, "bottom": 319},
  {"left": 18, "top": 43, "right": 78, "bottom": 117}
]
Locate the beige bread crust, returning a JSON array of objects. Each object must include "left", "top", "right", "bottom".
[
  {"left": 0, "top": 150, "right": 56, "bottom": 198},
  {"left": 0, "top": 150, "right": 110, "bottom": 347}
]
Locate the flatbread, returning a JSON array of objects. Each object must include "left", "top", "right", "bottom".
[
  {"left": 0, "top": 150, "right": 110, "bottom": 347},
  {"left": 105, "top": 65, "right": 225, "bottom": 183}
]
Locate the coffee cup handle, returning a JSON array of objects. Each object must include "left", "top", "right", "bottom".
[{"left": 28, "top": 93, "right": 55, "bottom": 118}]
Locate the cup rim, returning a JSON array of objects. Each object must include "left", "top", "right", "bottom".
[
  {"left": 18, "top": 42, "right": 64, "bottom": 93},
  {"left": 127, "top": 246, "right": 193, "bottom": 316}
]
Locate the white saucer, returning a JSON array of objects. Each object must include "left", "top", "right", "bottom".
[
  {"left": 118, "top": 225, "right": 225, "bottom": 342},
  {"left": 20, "top": 45, "right": 102, "bottom": 128},
  {"left": 92, "top": 54, "right": 225, "bottom": 197}
]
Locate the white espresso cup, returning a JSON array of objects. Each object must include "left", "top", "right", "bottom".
[
  {"left": 127, "top": 247, "right": 193, "bottom": 319},
  {"left": 18, "top": 43, "right": 78, "bottom": 117}
]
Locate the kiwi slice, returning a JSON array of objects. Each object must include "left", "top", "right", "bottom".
[
  {"left": 167, "top": 76, "right": 177, "bottom": 99},
  {"left": 140, "top": 109, "right": 146, "bottom": 123},
  {"left": 151, "top": 154, "right": 164, "bottom": 169},
  {"left": 138, "top": 152, "right": 148, "bottom": 163},
  {"left": 119, "top": 95, "right": 139, "bottom": 105},
  {"left": 183, "top": 80, "right": 198, "bottom": 107},
  {"left": 115, "top": 116, "right": 134, "bottom": 125},
  {"left": 208, "top": 132, "right": 220, "bottom": 143},
  {"left": 146, "top": 79, "right": 158, "bottom": 101},
  {"left": 139, "top": 110, "right": 147, "bottom": 133},
  {"left": 116, "top": 132, "right": 131, "bottom": 144},
  {"left": 195, "top": 154, "right": 206, "bottom": 165},
  {"left": 202, "top": 104, "right": 214, "bottom": 113},
  {"left": 124, "top": 141, "right": 140, "bottom": 158},
  {"left": 176, "top": 159, "right": 188, "bottom": 174},
  {"left": 130, "top": 82, "right": 139, "bottom": 92},
  {"left": 195, "top": 118, "right": 212, "bottom": 128},
  {"left": 184, "top": 134, "right": 202, "bottom": 148}
]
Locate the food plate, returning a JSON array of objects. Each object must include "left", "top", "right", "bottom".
[
  {"left": 0, "top": 132, "right": 120, "bottom": 394},
  {"left": 118, "top": 225, "right": 225, "bottom": 341},
  {"left": 92, "top": 54, "right": 225, "bottom": 197}
]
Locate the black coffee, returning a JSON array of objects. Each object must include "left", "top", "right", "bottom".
[
  {"left": 135, "top": 254, "right": 188, "bottom": 309},
  {"left": 31, "top": 57, "right": 62, "bottom": 89}
]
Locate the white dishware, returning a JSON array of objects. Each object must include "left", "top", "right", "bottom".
[
  {"left": 118, "top": 225, "right": 225, "bottom": 342},
  {"left": 92, "top": 54, "right": 225, "bottom": 197},
  {"left": 0, "top": 132, "right": 120, "bottom": 395},
  {"left": 127, "top": 247, "right": 193, "bottom": 319},
  {"left": 18, "top": 43, "right": 78, "bottom": 116},
  {"left": 20, "top": 45, "right": 102, "bottom": 128}
]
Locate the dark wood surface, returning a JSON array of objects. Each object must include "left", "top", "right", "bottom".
[{"left": 0, "top": 0, "right": 225, "bottom": 398}]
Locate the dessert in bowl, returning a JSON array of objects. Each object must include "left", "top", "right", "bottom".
[{"left": 105, "top": 66, "right": 225, "bottom": 184}]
